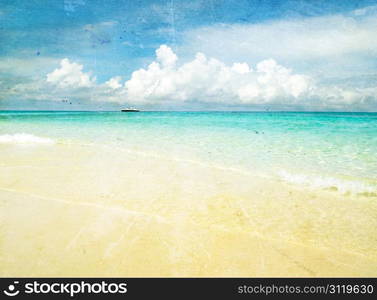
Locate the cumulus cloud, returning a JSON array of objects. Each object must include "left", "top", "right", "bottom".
[
  {"left": 4, "top": 46, "right": 377, "bottom": 111},
  {"left": 118, "top": 45, "right": 377, "bottom": 110},
  {"left": 105, "top": 76, "right": 122, "bottom": 89},
  {"left": 121, "top": 45, "right": 313, "bottom": 105},
  {"left": 2, "top": 58, "right": 98, "bottom": 104},
  {"left": 34, "top": 45, "right": 377, "bottom": 111},
  {"left": 46, "top": 58, "right": 96, "bottom": 88},
  {"left": 155, "top": 45, "right": 178, "bottom": 68}
]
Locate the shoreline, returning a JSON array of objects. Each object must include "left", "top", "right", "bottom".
[{"left": 2, "top": 136, "right": 376, "bottom": 197}]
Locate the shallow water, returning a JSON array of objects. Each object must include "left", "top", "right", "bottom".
[{"left": 1, "top": 111, "right": 376, "bottom": 195}]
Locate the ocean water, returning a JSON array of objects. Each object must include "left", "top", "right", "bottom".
[{"left": 1, "top": 111, "right": 376, "bottom": 195}]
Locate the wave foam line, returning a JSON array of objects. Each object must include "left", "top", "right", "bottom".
[
  {"left": 0, "top": 133, "right": 55, "bottom": 144},
  {"left": 101, "top": 144, "right": 377, "bottom": 195},
  {"left": 278, "top": 170, "right": 376, "bottom": 195},
  {"left": 48, "top": 140, "right": 377, "bottom": 196}
]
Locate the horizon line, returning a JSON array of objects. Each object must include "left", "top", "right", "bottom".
[{"left": 1, "top": 109, "right": 377, "bottom": 113}]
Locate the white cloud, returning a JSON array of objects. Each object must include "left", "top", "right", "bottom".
[
  {"left": 180, "top": 5, "right": 377, "bottom": 70},
  {"left": 231, "top": 63, "right": 251, "bottom": 74},
  {"left": 34, "top": 46, "right": 376, "bottom": 111},
  {"left": 155, "top": 45, "right": 178, "bottom": 68},
  {"left": 117, "top": 45, "right": 376, "bottom": 110},
  {"left": 3, "top": 45, "right": 376, "bottom": 111},
  {"left": 122, "top": 45, "right": 312, "bottom": 105},
  {"left": 105, "top": 76, "right": 122, "bottom": 89},
  {"left": 46, "top": 58, "right": 96, "bottom": 88}
]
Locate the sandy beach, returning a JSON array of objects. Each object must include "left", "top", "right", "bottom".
[{"left": 1, "top": 142, "right": 376, "bottom": 277}]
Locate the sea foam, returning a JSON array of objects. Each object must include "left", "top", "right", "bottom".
[
  {"left": 0, "top": 133, "right": 55, "bottom": 145},
  {"left": 277, "top": 170, "right": 376, "bottom": 195}
]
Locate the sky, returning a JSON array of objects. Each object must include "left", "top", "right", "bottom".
[{"left": 1, "top": 0, "right": 377, "bottom": 111}]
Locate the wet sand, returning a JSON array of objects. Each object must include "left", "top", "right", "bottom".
[{"left": 0, "top": 143, "right": 376, "bottom": 277}]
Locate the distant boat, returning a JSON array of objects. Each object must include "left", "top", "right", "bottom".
[{"left": 121, "top": 108, "right": 140, "bottom": 112}]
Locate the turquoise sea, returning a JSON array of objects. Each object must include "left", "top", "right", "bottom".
[{"left": 1, "top": 111, "right": 376, "bottom": 195}]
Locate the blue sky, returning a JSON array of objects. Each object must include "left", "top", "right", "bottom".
[{"left": 1, "top": 0, "right": 377, "bottom": 110}]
